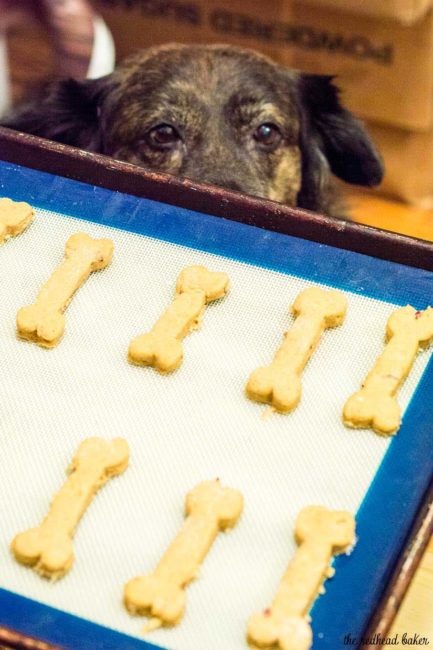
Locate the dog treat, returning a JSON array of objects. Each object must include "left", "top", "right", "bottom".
[
  {"left": 16, "top": 232, "right": 113, "bottom": 347},
  {"left": 246, "top": 286, "right": 347, "bottom": 412},
  {"left": 344, "top": 305, "right": 433, "bottom": 435},
  {"left": 11, "top": 437, "right": 129, "bottom": 580},
  {"left": 124, "top": 479, "right": 243, "bottom": 630},
  {"left": 247, "top": 506, "right": 355, "bottom": 650},
  {"left": 128, "top": 265, "right": 229, "bottom": 372},
  {"left": 0, "top": 197, "right": 34, "bottom": 244}
]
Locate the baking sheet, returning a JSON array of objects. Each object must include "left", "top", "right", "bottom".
[{"left": 0, "top": 206, "right": 431, "bottom": 650}]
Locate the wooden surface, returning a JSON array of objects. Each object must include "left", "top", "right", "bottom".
[
  {"left": 349, "top": 190, "right": 433, "bottom": 646},
  {"left": 348, "top": 190, "right": 433, "bottom": 242},
  {"left": 386, "top": 536, "right": 433, "bottom": 646}
]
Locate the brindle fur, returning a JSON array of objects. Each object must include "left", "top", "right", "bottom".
[{"left": 2, "top": 43, "right": 383, "bottom": 217}]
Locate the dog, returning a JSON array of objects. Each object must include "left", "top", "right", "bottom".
[{"left": 2, "top": 43, "right": 383, "bottom": 217}]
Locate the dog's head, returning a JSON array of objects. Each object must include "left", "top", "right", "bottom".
[{"left": 4, "top": 44, "right": 383, "bottom": 215}]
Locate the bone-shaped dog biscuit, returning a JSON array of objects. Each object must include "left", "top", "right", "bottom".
[
  {"left": 11, "top": 437, "right": 129, "bottom": 579},
  {"left": 124, "top": 479, "right": 243, "bottom": 629},
  {"left": 247, "top": 287, "right": 347, "bottom": 412},
  {"left": 343, "top": 305, "right": 433, "bottom": 435},
  {"left": 17, "top": 232, "right": 113, "bottom": 347},
  {"left": 128, "top": 265, "right": 229, "bottom": 372},
  {"left": 247, "top": 506, "right": 355, "bottom": 650},
  {"left": 0, "top": 197, "right": 34, "bottom": 244}
]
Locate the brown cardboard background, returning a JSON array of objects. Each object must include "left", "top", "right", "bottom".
[
  {"left": 93, "top": 0, "right": 283, "bottom": 63},
  {"left": 366, "top": 122, "right": 433, "bottom": 207},
  {"left": 281, "top": 2, "right": 433, "bottom": 131},
  {"left": 302, "top": 0, "right": 433, "bottom": 25}
]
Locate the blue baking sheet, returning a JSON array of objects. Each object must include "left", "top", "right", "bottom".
[{"left": 0, "top": 160, "right": 432, "bottom": 650}]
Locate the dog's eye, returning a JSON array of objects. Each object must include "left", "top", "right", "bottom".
[
  {"left": 254, "top": 123, "right": 282, "bottom": 148},
  {"left": 145, "top": 124, "right": 181, "bottom": 149}
]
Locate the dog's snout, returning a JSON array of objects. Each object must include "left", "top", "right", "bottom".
[
  {"left": 210, "top": 179, "right": 242, "bottom": 193},
  {"left": 188, "top": 167, "right": 250, "bottom": 194},
  {"left": 189, "top": 171, "right": 262, "bottom": 197}
]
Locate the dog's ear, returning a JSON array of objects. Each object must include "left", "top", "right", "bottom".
[
  {"left": 299, "top": 74, "right": 383, "bottom": 187},
  {"left": 2, "top": 76, "right": 111, "bottom": 151}
]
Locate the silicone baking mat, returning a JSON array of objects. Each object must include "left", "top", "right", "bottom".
[{"left": 0, "top": 161, "right": 433, "bottom": 650}]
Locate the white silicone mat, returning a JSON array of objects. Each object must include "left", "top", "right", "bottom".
[{"left": 0, "top": 208, "right": 430, "bottom": 650}]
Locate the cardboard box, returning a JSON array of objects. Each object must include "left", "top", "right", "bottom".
[
  {"left": 94, "top": 0, "right": 433, "bottom": 131},
  {"left": 366, "top": 122, "right": 433, "bottom": 208},
  {"left": 280, "top": 2, "right": 433, "bottom": 132},
  {"left": 303, "top": 0, "right": 433, "bottom": 25}
]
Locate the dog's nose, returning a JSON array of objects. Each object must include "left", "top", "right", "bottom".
[
  {"left": 184, "top": 166, "right": 256, "bottom": 195},
  {"left": 203, "top": 178, "right": 243, "bottom": 193},
  {"left": 219, "top": 180, "right": 242, "bottom": 192}
]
